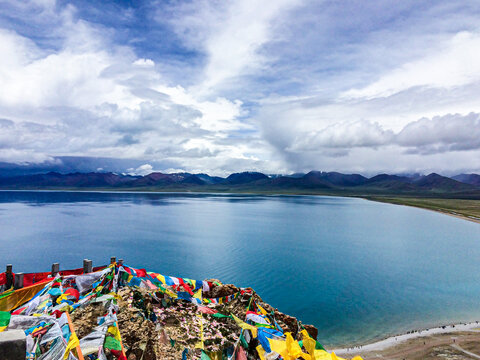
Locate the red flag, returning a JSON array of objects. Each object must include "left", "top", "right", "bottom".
[{"left": 236, "top": 346, "right": 247, "bottom": 360}]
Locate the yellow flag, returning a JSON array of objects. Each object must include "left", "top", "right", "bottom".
[
  {"left": 0, "top": 281, "right": 49, "bottom": 312},
  {"left": 166, "top": 289, "right": 178, "bottom": 299},
  {"left": 232, "top": 315, "right": 258, "bottom": 338},
  {"left": 256, "top": 345, "right": 266, "bottom": 360},
  {"left": 63, "top": 332, "right": 80, "bottom": 359},
  {"left": 107, "top": 324, "right": 122, "bottom": 341},
  {"left": 107, "top": 292, "right": 122, "bottom": 301},
  {"left": 195, "top": 314, "right": 205, "bottom": 349},
  {"left": 267, "top": 332, "right": 316, "bottom": 360},
  {"left": 268, "top": 337, "right": 288, "bottom": 355},
  {"left": 286, "top": 332, "right": 309, "bottom": 360},
  {"left": 304, "top": 337, "right": 316, "bottom": 357},
  {"left": 314, "top": 350, "right": 336, "bottom": 360},
  {"left": 268, "top": 332, "right": 311, "bottom": 360},
  {"left": 257, "top": 304, "right": 268, "bottom": 315},
  {"left": 194, "top": 289, "right": 202, "bottom": 301},
  {"left": 301, "top": 329, "right": 311, "bottom": 340}
]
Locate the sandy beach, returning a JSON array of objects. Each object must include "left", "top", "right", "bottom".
[
  {"left": 333, "top": 322, "right": 480, "bottom": 359},
  {"left": 405, "top": 206, "right": 480, "bottom": 225},
  {"left": 365, "top": 197, "right": 480, "bottom": 225},
  {"left": 435, "top": 210, "right": 480, "bottom": 225}
]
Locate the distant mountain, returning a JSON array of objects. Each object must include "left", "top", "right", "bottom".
[
  {"left": 260, "top": 171, "right": 365, "bottom": 190},
  {"left": 224, "top": 172, "right": 269, "bottom": 184},
  {"left": 262, "top": 175, "right": 333, "bottom": 189},
  {"left": 300, "top": 171, "right": 337, "bottom": 188},
  {"left": 366, "top": 174, "right": 412, "bottom": 184},
  {"left": 311, "top": 171, "right": 368, "bottom": 187},
  {"left": 195, "top": 173, "right": 225, "bottom": 185},
  {"left": 357, "top": 174, "right": 416, "bottom": 191},
  {"left": 395, "top": 173, "right": 424, "bottom": 181},
  {"left": 1, "top": 170, "right": 479, "bottom": 199},
  {"left": 265, "top": 176, "right": 305, "bottom": 188},
  {"left": 360, "top": 173, "right": 476, "bottom": 193},
  {"left": 286, "top": 173, "right": 306, "bottom": 178},
  {"left": 129, "top": 172, "right": 191, "bottom": 186},
  {"left": 413, "top": 173, "right": 476, "bottom": 192},
  {"left": 452, "top": 173, "right": 480, "bottom": 186},
  {"left": 180, "top": 175, "right": 206, "bottom": 185}
]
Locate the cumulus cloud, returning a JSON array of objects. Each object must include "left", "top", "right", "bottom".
[
  {"left": 0, "top": 2, "right": 269, "bottom": 174},
  {"left": 396, "top": 112, "right": 480, "bottom": 152},
  {"left": 288, "top": 120, "right": 394, "bottom": 152},
  {"left": 269, "top": 112, "right": 480, "bottom": 163},
  {"left": 128, "top": 164, "right": 154, "bottom": 176}
]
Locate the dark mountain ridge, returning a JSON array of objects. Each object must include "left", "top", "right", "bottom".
[
  {"left": 413, "top": 173, "right": 474, "bottom": 192},
  {"left": 0, "top": 170, "right": 479, "bottom": 198},
  {"left": 452, "top": 173, "right": 480, "bottom": 186},
  {"left": 306, "top": 171, "right": 368, "bottom": 187},
  {"left": 224, "top": 172, "right": 269, "bottom": 184}
]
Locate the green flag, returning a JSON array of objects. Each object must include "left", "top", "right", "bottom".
[
  {"left": 201, "top": 350, "right": 211, "bottom": 360},
  {"left": 0, "top": 311, "right": 11, "bottom": 332}
]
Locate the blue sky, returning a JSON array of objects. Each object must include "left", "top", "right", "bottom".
[{"left": 1, "top": 0, "right": 480, "bottom": 175}]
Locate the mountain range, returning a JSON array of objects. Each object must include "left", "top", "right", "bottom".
[{"left": 1, "top": 170, "right": 480, "bottom": 198}]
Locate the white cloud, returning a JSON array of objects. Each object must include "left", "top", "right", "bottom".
[
  {"left": 396, "top": 112, "right": 480, "bottom": 152},
  {"left": 343, "top": 31, "right": 480, "bottom": 99},
  {"left": 164, "top": 0, "right": 303, "bottom": 93},
  {"left": 133, "top": 58, "right": 155, "bottom": 67},
  {"left": 201, "top": 0, "right": 302, "bottom": 92},
  {"left": 128, "top": 163, "right": 154, "bottom": 176},
  {"left": 0, "top": 148, "right": 55, "bottom": 164},
  {"left": 264, "top": 112, "right": 480, "bottom": 169},
  {"left": 0, "top": 4, "right": 265, "bottom": 174},
  {"left": 288, "top": 120, "right": 394, "bottom": 151},
  {"left": 162, "top": 168, "right": 187, "bottom": 174}
]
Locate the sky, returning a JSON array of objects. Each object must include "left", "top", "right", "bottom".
[{"left": 1, "top": 0, "right": 480, "bottom": 176}]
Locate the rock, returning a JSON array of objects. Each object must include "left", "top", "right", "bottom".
[
  {"left": 204, "top": 280, "right": 239, "bottom": 298},
  {"left": 70, "top": 302, "right": 107, "bottom": 339},
  {"left": 0, "top": 330, "right": 26, "bottom": 360},
  {"left": 303, "top": 324, "right": 318, "bottom": 340}
]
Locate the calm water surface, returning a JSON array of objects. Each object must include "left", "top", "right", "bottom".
[{"left": 0, "top": 191, "right": 479, "bottom": 347}]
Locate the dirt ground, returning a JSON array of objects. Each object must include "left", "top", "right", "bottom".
[{"left": 342, "top": 331, "right": 480, "bottom": 360}]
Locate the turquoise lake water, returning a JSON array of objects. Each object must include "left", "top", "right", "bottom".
[{"left": 0, "top": 191, "right": 479, "bottom": 347}]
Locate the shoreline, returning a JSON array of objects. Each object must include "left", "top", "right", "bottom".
[
  {"left": 423, "top": 208, "right": 480, "bottom": 225},
  {"left": 332, "top": 321, "right": 480, "bottom": 355},
  {"left": 365, "top": 197, "right": 480, "bottom": 225}
]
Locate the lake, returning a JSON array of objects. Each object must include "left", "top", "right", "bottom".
[{"left": 0, "top": 191, "right": 479, "bottom": 347}]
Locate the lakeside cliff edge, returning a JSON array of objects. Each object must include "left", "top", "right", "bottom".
[{"left": 0, "top": 260, "right": 361, "bottom": 360}]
